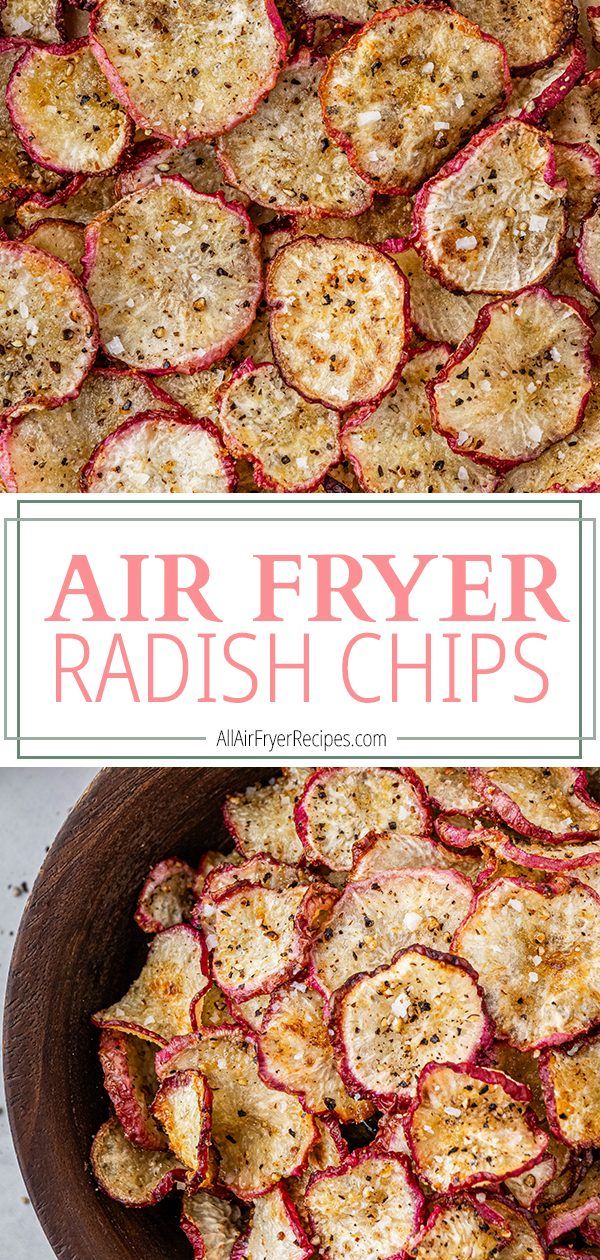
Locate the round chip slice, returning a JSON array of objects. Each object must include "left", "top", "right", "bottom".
[
  {"left": 555, "top": 144, "right": 600, "bottom": 253},
  {"left": 98, "top": 1029, "right": 166, "bottom": 1150},
  {"left": 217, "top": 51, "right": 372, "bottom": 219},
  {"left": 310, "top": 867, "right": 474, "bottom": 997},
  {"left": 267, "top": 235, "right": 409, "bottom": 411},
  {"left": 454, "top": 876, "right": 600, "bottom": 1050},
  {"left": 409, "top": 1197, "right": 512, "bottom": 1260},
  {"left": 577, "top": 206, "right": 600, "bottom": 299},
  {"left": 414, "top": 122, "right": 567, "bottom": 295},
  {"left": 390, "top": 245, "right": 489, "bottom": 346},
  {"left": 152, "top": 1069, "right": 213, "bottom": 1180},
  {"left": 469, "top": 768, "right": 600, "bottom": 841},
  {"left": 0, "top": 38, "right": 63, "bottom": 201},
  {"left": 181, "top": 1190, "right": 244, "bottom": 1260},
  {"left": 428, "top": 289, "right": 594, "bottom": 471},
  {"left": 540, "top": 1033, "right": 600, "bottom": 1149},
  {"left": 548, "top": 70, "right": 600, "bottom": 154},
  {"left": 258, "top": 981, "right": 373, "bottom": 1122},
  {"left": 117, "top": 140, "right": 247, "bottom": 205},
  {"left": 350, "top": 829, "right": 484, "bottom": 882},
  {"left": 81, "top": 411, "right": 237, "bottom": 493},
  {"left": 232, "top": 1186, "right": 312, "bottom": 1260},
  {"left": 7, "top": 40, "right": 132, "bottom": 175},
  {"left": 482, "top": 1196, "right": 546, "bottom": 1260},
  {"left": 135, "top": 858, "right": 197, "bottom": 934},
  {"left": 219, "top": 359, "right": 341, "bottom": 491},
  {"left": 449, "top": 0, "right": 577, "bottom": 72},
  {"left": 305, "top": 1149, "right": 424, "bottom": 1260},
  {"left": 90, "top": 0, "right": 288, "bottom": 146},
  {"left": 1, "top": 0, "right": 64, "bottom": 44},
  {"left": 90, "top": 1117, "right": 184, "bottom": 1207},
  {"left": 341, "top": 343, "right": 498, "bottom": 493},
  {"left": 84, "top": 179, "right": 262, "bottom": 373},
  {"left": 92, "top": 923, "right": 210, "bottom": 1045},
  {"left": 319, "top": 5, "right": 510, "bottom": 196},
  {"left": 333, "top": 946, "right": 491, "bottom": 1104},
  {"left": 493, "top": 40, "right": 587, "bottom": 125},
  {"left": 499, "top": 380, "right": 600, "bottom": 492},
  {"left": 296, "top": 767, "right": 430, "bottom": 872},
  {"left": 223, "top": 771, "right": 311, "bottom": 865},
  {"left": 20, "top": 218, "right": 85, "bottom": 276},
  {"left": 0, "top": 238, "right": 97, "bottom": 421},
  {"left": 405, "top": 1063, "right": 548, "bottom": 1193},
  {"left": 155, "top": 1028, "right": 317, "bottom": 1200}
]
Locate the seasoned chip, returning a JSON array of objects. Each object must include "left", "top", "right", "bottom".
[
  {"left": 98, "top": 1029, "right": 165, "bottom": 1150},
  {"left": 258, "top": 981, "right": 372, "bottom": 1122},
  {"left": 409, "top": 1197, "right": 511, "bottom": 1260},
  {"left": 20, "top": 218, "right": 84, "bottom": 276},
  {"left": 16, "top": 170, "right": 119, "bottom": 227},
  {"left": 469, "top": 768, "right": 600, "bottom": 841},
  {"left": 319, "top": 5, "right": 509, "bottom": 195},
  {"left": 7, "top": 41, "right": 132, "bottom": 175},
  {"left": 117, "top": 140, "right": 247, "bottom": 205},
  {"left": 350, "top": 828, "right": 484, "bottom": 882},
  {"left": 548, "top": 70, "right": 600, "bottom": 153},
  {"left": 196, "top": 984, "right": 235, "bottom": 1029},
  {"left": 90, "top": 0, "right": 287, "bottom": 146},
  {"left": 310, "top": 868, "right": 473, "bottom": 996},
  {"left": 547, "top": 254, "right": 600, "bottom": 317},
  {"left": 267, "top": 235, "right": 409, "bottom": 411},
  {"left": 390, "top": 246, "right": 489, "bottom": 346},
  {"left": 149, "top": 363, "right": 232, "bottom": 426},
  {"left": 555, "top": 144, "right": 600, "bottom": 252},
  {"left": 0, "top": 239, "right": 97, "bottom": 421},
  {"left": 196, "top": 850, "right": 239, "bottom": 896},
  {"left": 152, "top": 1069, "right": 212, "bottom": 1180},
  {"left": 135, "top": 858, "right": 197, "bottom": 934},
  {"left": 0, "top": 367, "right": 175, "bottom": 492},
  {"left": 481, "top": 1196, "right": 546, "bottom": 1260},
  {"left": 288, "top": 1114, "right": 348, "bottom": 1216},
  {"left": 415, "top": 123, "right": 566, "bottom": 294},
  {"left": 493, "top": 40, "right": 587, "bottom": 124},
  {"left": 1, "top": 0, "right": 63, "bottom": 43},
  {"left": 406, "top": 1062, "right": 547, "bottom": 1193},
  {"left": 223, "top": 771, "right": 313, "bottom": 865},
  {"left": 84, "top": 180, "right": 262, "bottom": 373},
  {"left": 155, "top": 1029, "right": 317, "bottom": 1200},
  {"left": 217, "top": 51, "right": 372, "bottom": 219},
  {"left": 577, "top": 205, "right": 600, "bottom": 298},
  {"left": 231, "top": 301, "right": 274, "bottom": 367},
  {"left": 454, "top": 877, "right": 600, "bottom": 1050},
  {"left": 81, "top": 411, "right": 236, "bottom": 493},
  {"left": 476, "top": 826, "right": 600, "bottom": 872},
  {"left": 0, "top": 39, "right": 63, "bottom": 201},
  {"left": 419, "top": 767, "right": 486, "bottom": 814},
  {"left": 300, "top": 0, "right": 391, "bottom": 18},
  {"left": 305, "top": 1149, "right": 424, "bottom": 1260},
  {"left": 233, "top": 1186, "right": 312, "bottom": 1260},
  {"left": 219, "top": 359, "right": 341, "bottom": 491},
  {"left": 181, "top": 1190, "right": 244, "bottom": 1260},
  {"left": 540, "top": 1033, "right": 600, "bottom": 1148},
  {"left": 428, "top": 289, "right": 593, "bottom": 471},
  {"left": 92, "top": 923, "right": 210, "bottom": 1045},
  {"left": 227, "top": 992, "right": 272, "bottom": 1033},
  {"left": 91, "top": 1117, "right": 184, "bottom": 1207},
  {"left": 544, "top": 1162, "right": 600, "bottom": 1243},
  {"left": 499, "top": 381, "right": 600, "bottom": 492},
  {"left": 483, "top": 1043, "right": 570, "bottom": 1209},
  {"left": 292, "top": 193, "right": 414, "bottom": 246},
  {"left": 296, "top": 767, "right": 430, "bottom": 871},
  {"left": 342, "top": 343, "right": 497, "bottom": 493},
  {"left": 450, "top": 0, "right": 577, "bottom": 71},
  {"left": 435, "top": 810, "right": 500, "bottom": 850},
  {"left": 334, "top": 946, "right": 491, "bottom": 1104},
  {"left": 200, "top": 855, "right": 311, "bottom": 908}
]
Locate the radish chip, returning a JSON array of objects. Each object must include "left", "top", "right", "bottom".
[
  {"left": 181, "top": 1191, "right": 244, "bottom": 1260},
  {"left": 409, "top": 1198, "right": 511, "bottom": 1260},
  {"left": 577, "top": 206, "right": 600, "bottom": 298},
  {"left": 500, "top": 380, "right": 600, "bottom": 492},
  {"left": 350, "top": 829, "right": 484, "bottom": 881},
  {"left": 196, "top": 985, "right": 234, "bottom": 1030},
  {"left": 229, "top": 992, "right": 272, "bottom": 1033},
  {"left": 419, "top": 767, "right": 485, "bottom": 814},
  {"left": 494, "top": 40, "right": 586, "bottom": 124},
  {"left": 406, "top": 1063, "right": 548, "bottom": 1193},
  {"left": 428, "top": 289, "right": 593, "bottom": 471},
  {"left": 295, "top": 767, "right": 430, "bottom": 871},
  {"left": 92, "top": 923, "right": 210, "bottom": 1045},
  {"left": 16, "top": 170, "right": 118, "bottom": 227},
  {"left": 151, "top": 364, "right": 232, "bottom": 426},
  {"left": 233, "top": 1186, "right": 312, "bottom": 1260},
  {"left": 319, "top": 5, "right": 509, "bottom": 195},
  {"left": 390, "top": 246, "right": 489, "bottom": 346},
  {"left": 544, "top": 1162, "right": 600, "bottom": 1243},
  {"left": 548, "top": 70, "right": 600, "bottom": 154},
  {"left": 91, "top": 1117, "right": 184, "bottom": 1207},
  {"left": 267, "top": 235, "right": 409, "bottom": 411},
  {"left": 219, "top": 359, "right": 341, "bottom": 492},
  {"left": 469, "top": 768, "right": 600, "bottom": 841},
  {"left": 21, "top": 218, "right": 84, "bottom": 275},
  {"left": 333, "top": 946, "right": 491, "bottom": 1104},
  {"left": 482, "top": 1197, "right": 546, "bottom": 1260},
  {"left": 475, "top": 826, "right": 600, "bottom": 872},
  {"left": 223, "top": 772, "right": 312, "bottom": 865},
  {"left": 0, "top": 39, "right": 62, "bottom": 201},
  {"left": 306, "top": 1150, "right": 424, "bottom": 1260},
  {"left": 117, "top": 141, "right": 247, "bottom": 205},
  {"left": 84, "top": 180, "right": 262, "bottom": 373},
  {"left": 1, "top": 0, "right": 63, "bottom": 43},
  {"left": 342, "top": 343, "right": 497, "bottom": 493},
  {"left": 200, "top": 855, "right": 311, "bottom": 907},
  {"left": 540, "top": 1033, "right": 600, "bottom": 1148},
  {"left": 217, "top": 51, "right": 372, "bottom": 219},
  {"left": 555, "top": 143, "right": 600, "bottom": 252},
  {"left": 135, "top": 858, "right": 197, "bottom": 934},
  {"left": 310, "top": 868, "right": 473, "bottom": 996},
  {"left": 258, "top": 981, "right": 373, "bottom": 1122},
  {"left": 454, "top": 877, "right": 600, "bottom": 1050},
  {"left": 450, "top": 0, "right": 577, "bottom": 71},
  {"left": 152, "top": 1069, "right": 212, "bottom": 1180},
  {"left": 7, "top": 41, "right": 132, "bottom": 175},
  {"left": 155, "top": 1029, "right": 316, "bottom": 1200},
  {"left": 547, "top": 254, "right": 600, "bottom": 317},
  {"left": 90, "top": 0, "right": 287, "bottom": 146},
  {"left": 98, "top": 1029, "right": 165, "bottom": 1150},
  {"left": 81, "top": 411, "right": 236, "bottom": 493},
  {"left": 0, "top": 239, "right": 97, "bottom": 421},
  {"left": 414, "top": 122, "right": 566, "bottom": 295}
]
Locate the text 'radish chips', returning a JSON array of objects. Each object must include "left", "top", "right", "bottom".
[
  {"left": 82, "top": 412, "right": 236, "bottom": 494},
  {"left": 319, "top": 5, "right": 510, "bottom": 196},
  {"left": 84, "top": 179, "right": 262, "bottom": 373},
  {"left": 305, "top": 1150, "right": 424, "bottom": 1260}
]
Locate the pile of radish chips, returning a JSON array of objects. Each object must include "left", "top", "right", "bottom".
[
  {"left": 0, "top": 0, "right": 600, "bottom": 493},
  {"left": 90, "top": 765, "right": 600, "bottom": 1260}
]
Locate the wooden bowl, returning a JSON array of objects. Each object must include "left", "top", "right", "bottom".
[{"left": 4, "top": 767, "right": 275, "bottom": 1260}]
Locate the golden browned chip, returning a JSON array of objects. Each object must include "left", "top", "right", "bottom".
[
  {"left": 91, "top": 1117, "right": 184, "bottom": 1207},
  {"left": 117, "top": 140, "right": 247, "bottom": 205},
  {"left": 223, "top": 770, "right": 312, "bottom": 865},
  {"left": 1, "top": 0, "right": 63, "bottom": 43},
  {"left": 0, "top": 40, "right": 62, "bottom": 201},
  {"left": 92, "top": 924, "right": 210, "bottom": 1045},
  {"left": 181, "top": 1189, "right": 244, "bottom": 1260},
  {"left": 540, "top": 1034, "right": 600, "bottom": 1148},
  {"left": 293, "top": 194, "right": 414, "bottom": 246},
  {"left": 148, "top": 363, "right": 231, "bottom": 425},
  {"left": 391, "top": 246, "right": 488, "bottom": 345},
  {"left": 296, "top": 767, "right": 430, "bottom": 871},
  {"left": 450, "top": 0, "right": 577, "bottom": 71},
  {"left": 16, "top": 171, "right": 119, "bottom": 227},
  {"left": 470, "top": 767, "right": 600, "bottom": 839},
  {"left": 21, "top": 219, "right": 84, "bottom": 276},
  {"left": 151, "top": 1069, "right": 212, "bottom": 1177},
  {"left": 548, "top": 70, "right": 600, "bottom": 153},
  {"left": 409, "top": 1198, "right": 511, "bottom": 1260}
]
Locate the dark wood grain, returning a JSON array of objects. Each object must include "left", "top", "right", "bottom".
[{"left": 3, "top": 767, "right": 275, "bottom": 1260}]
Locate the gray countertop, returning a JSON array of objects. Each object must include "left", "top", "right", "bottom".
[{"left": 0, "top": 769, "right": 95, "bottom": 1255}]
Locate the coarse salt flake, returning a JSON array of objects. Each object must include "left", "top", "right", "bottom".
[
  {"left": 455, "top": 235, "right": 477, "bottom": 251},
  {"left": 357, "top": 109, "right": 382, "bottom": 125},
  {"left": 106, "top": 336, "right": 125, "bottom": 355}
]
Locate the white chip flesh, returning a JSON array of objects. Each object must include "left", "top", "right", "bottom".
[
  {"left": 83, "top": 414, "right": 233, "bottom": 494},
  {"left": 410, "top": 1199, "right": 509, "bottom": 1260},
  {"left": 311, "top": 869, "right": 473, "bottom": 996},
  {"left": 298, "top": 768, "right": 428, "bottom": 871},
  {"left": 431, "top": 290, "right": 592, "bottom": 467},
  {"left": 392, "top": 247, "right": 488, "bottom": 345},
  {"left": 152, "top": 1071, "right": 210, "bottom": 1172},
  {"left": 117, "top": 141, "right": 246, "bottom": 205},
  {"left": 342, "top": 344, "right": 496, "bottom": 493},
  {"left": 154, "top": 362, "right": 232, "bottom": 424},
  {"left": 23, "top": 220, "right": 84, "bottom": 277},
  {"left": 454, "top": 878, "right": 600, "bottom": 1049},
  {"left": 93, "top": 927, "right": 208, "bottom": 1044},
  {"left": 259, "top": 983, "right": 371, "bottom": 1122},
  {"left": 220, "top": 361, "right": 340, "bottom": 491},
  {"left": 202, "top": 855, "right": 310, "bottom": 905},
  {"left": 418, "top": 767, "right": 485, "bottom": 814},
  {"left": 499, "top": 382, "right": 600, "bottom": 491},
  {"left": 91, "top": 0, "right": 286, "bottom": 145},
  {"left": 408, "top": 1064, "right": 547, "bottom": 1192},
  {"left": 306, "top": 1154, "right": 421, "bottom": 1260},
  {"left": 483, "top": 1196, "right": 545, "bottom": 1260},
  {"left": 475, "top": 768, "right": 600, "bottom": 837},
  {"left": 224, "top": 771, "right": 311, "bottom": 864},
  {"left": 267, "top": 236, "right": 408, "bottom": 411},
  {"left": 183, "top": 1191, "right": 243, "bottom": 1260},
  {"left": 547, "top": 254, "right": 599, "bottom": 317},
  {"left": 91, "top": 1118, "right": 181, "bottom": 1205},
  {"left": 320, "top": 7, "right": 508, "bottom": 194},
  {"left": 231, "top": 991, "right": 272, "bottom": 1032},
  {"left": 2, "top": 0, "right": 62, "bottom": 42},
  {"left": 450, "top": 0, "right": 577, "bottom": 71},
  {"left": 555, "top": 143, "right": 600, "bottom": 249},
  {"left": 16, "top": 172, "right": 119, "bottom": 227},
  {"left": 85, "top": 180, "right": 262, "bottom": 373},
  {"left": 548, "top": 72, "right": 600, "bottom": 153},
  {"left": 209, "top": 883, "right": 315, "bottom": 999},
  {"left": 337, "top": 948, "right": 488, "bottom": 1100},
  {"left": 543, "top": 1036, "right": 600, "bottom": 1146},
  {"left": 218, "top": 54, "right": 371, "bottom": 218},
  {"left": 8, "top": 45, "right": 130, "bottom": 174},
  {"left": 244, "top": 1187, "right": 309, "bottom": 1260},
  {"left": 417, "top": 123, "right": 566, "bottom": 294},
  {"left": 0, "top": 43, "right": 62, "bottom": 200},
  {"left": 494, "top": 44, "right": 584, "bottom": 121},
  {"left": 351, "top": 830, "right": 483, "bottom": 882},
  {"left": 300, "top": 0, "right": 392, "bottom": 19}
]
